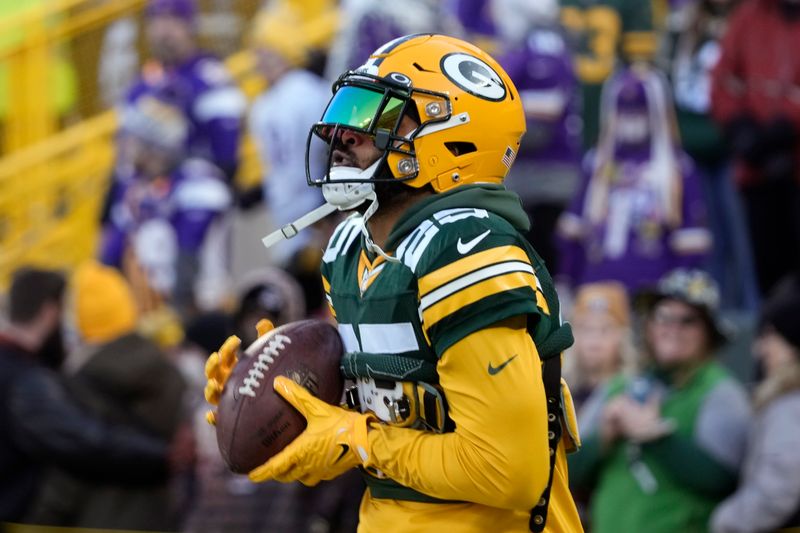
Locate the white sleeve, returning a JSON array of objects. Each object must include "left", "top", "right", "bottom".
[
  {"left": 695, "top": 379, "right": 751, "bottom": 470},
  {"left": 711, "top": 397, "right": 800, "bottom": 533}
]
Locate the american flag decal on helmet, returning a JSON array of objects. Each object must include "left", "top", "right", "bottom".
[{"left": 501, "top": 147, "right": 515, "bottom": 168}]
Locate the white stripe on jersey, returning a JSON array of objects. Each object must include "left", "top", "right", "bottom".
[
  {"left": 433, "top": 208, "right": 489, "bottom": 225},
  {"left": 359, "top": 322, "right": 419, "bottom": 354},
  {"left": 418, "top": 260, "right": 534, "bottom": 314},
  {"left": 323, "top": 217, "right": 362, "bottom": 263},
  {"left": 336, "top": 322, "right": 419, "bottom": 355},
  {"left": 337, "top": 324, "right": 360, "bottom": 352},
  {"left": 396, "top": 220, "right": 440, "bottom": 273}
]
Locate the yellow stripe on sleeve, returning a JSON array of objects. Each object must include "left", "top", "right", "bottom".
[
  {"left": 421, "top": 270, "right": 538, "bottom": 327},
  {"left": 321, "top": 275, "right": 336, "bottom": 317},
  {"left": 418, "top": 245, "right": 529, "bottom": 297},
  {"left": 535, "top": 287, "right": 550, "bottom": 316},
  {"left": 321, "top": 275, "right": 331, "bottom": 294}
]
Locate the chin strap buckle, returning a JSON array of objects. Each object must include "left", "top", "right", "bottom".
[{"left": 261, "top": 202, "right": 338, "bottom": 249}]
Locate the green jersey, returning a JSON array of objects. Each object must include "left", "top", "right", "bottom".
[
  {"left": 320, "top": 185, "right": 569, "bottom": 502},
  {"left": 321, "top": 185, "right": 555, "bottom": 365}
]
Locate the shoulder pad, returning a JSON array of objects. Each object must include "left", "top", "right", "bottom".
[
  {"left": 404, "top": 208, "right": 546, "bottom": 355},
  {"left": 395, "top": 207, "right": 520, "bottom": 274}
]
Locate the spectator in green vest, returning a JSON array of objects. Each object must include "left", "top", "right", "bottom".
[{"left": 569, "top": 268, "right": 751, "bottom": 533}]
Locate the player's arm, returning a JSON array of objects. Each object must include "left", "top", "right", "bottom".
[
  {"left": 250, "top": 315, "right": 550, "bottom": 510},
  {"left": 363, "top": 315, "right": 550, "bottom": 510}
]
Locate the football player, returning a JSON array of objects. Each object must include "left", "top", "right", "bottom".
[{"left": 206, "top": 34, "right": 583, "bottom": 532}]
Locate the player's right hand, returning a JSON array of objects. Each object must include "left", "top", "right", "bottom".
[{"left": 203, "top": 319, "right": 275, "bottom": 425}]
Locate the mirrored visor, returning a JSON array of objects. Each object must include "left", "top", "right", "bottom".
[{"left": 320, "top": 85, "right": 405, "bottom": 133}]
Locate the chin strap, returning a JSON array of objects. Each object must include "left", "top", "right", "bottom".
[
  {"left": 261, "top": 202, "right": 339, "bottom": 249},
  {"left": 361, "top": 195, "right": 400, "bottom": 264},
  {"left": 261, "top": 160, "right": 397, "bottom": 263}
]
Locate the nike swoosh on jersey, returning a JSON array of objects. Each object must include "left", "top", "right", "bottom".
[
  {"left": 456, "top": 229, "right": 491, "bottom": 254},
  {"left": 334, "top": 443, "right": 350, "bottom": 463},
  {"left": 488, "top": 354, "right": 518, "bottom": 375}
]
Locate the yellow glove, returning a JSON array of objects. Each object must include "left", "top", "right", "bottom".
[
  {"left": 204, "top": 319, "right": 274, "bottom": 425},
  {"left": 248, "top": 375, "right": 376, "bottom": 486}
]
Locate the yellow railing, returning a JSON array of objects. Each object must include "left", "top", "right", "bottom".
[
  {"left": 0, "top": 0, "right": 265, "bottom": 288},
  {"left": 1, "top": 0, "right": 149, "bottom": 153},
  {"left": 0, "top": 112, "right": 117, "bottom": 285}
]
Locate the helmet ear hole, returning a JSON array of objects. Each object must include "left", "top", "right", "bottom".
[{"left": 444, "top": 141, "right": 477, "bottom": 157}]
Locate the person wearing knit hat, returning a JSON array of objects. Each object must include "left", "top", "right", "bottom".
[
  {"left": 567, "top": 282, "right": 636, "bottom": 413},
  {"left": 711, "top": 284, "right": 800, "bottom": 533},
  {"left": 573, "top": 281, "right": 631, "bottom": 328},
  {"left": 72, "top": 260, "right": 138, "bottom": 345},
  {"left": 568, "top": 281, "right": 633, "bottom": 397},
  {"left": 570, "top": 268, "right": 751, "bottom": 533},
  {"left": 33, "top": 260, "right": 189, "bottom": 530}
]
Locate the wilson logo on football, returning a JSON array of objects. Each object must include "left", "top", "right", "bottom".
[{"left": 239, "top": 334, "right": 292, "bottom": 398}]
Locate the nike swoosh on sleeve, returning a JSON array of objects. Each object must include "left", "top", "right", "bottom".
[
  {"left": 456, "top": 229, "right": 491, "bottom": 254},
  {"left": 334, "top": 443, "right": 350, "bottom": 463}
]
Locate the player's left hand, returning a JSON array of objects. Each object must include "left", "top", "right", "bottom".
[
  {"left": 248, "top": 375, "right": 376, "bottom": 486},
  {"left": 204, "top": 319, "right": 274, "bottom": 425}
]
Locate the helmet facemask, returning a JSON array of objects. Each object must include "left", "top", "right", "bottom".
[{"left": 305, "top": 71, "right": 452, "bottom": 196}]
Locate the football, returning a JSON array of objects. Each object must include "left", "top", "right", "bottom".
[{"left": 215, "top": 319, "right": 345, "bottom": 474}]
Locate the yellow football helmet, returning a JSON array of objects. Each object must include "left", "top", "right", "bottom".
[{"left": 306, "top": 33, "right": 526, "bottom": 193}]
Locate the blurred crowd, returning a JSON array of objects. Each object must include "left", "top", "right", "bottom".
[{"left": 2, "top": 0, "right": 800, "bottom": 531}]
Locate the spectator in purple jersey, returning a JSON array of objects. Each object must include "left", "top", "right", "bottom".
[
  {"left": 123, "top": 0, "right": 245, "bottom": 181},
  {"left": 101, "top": 95, "right": 232, "bottom": 318},
  {"left": 556, "top": 66, "right": 711, "bottom": 296},
  {"left": 493, "top": 0, "right": 582, "bottom": 271}
]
